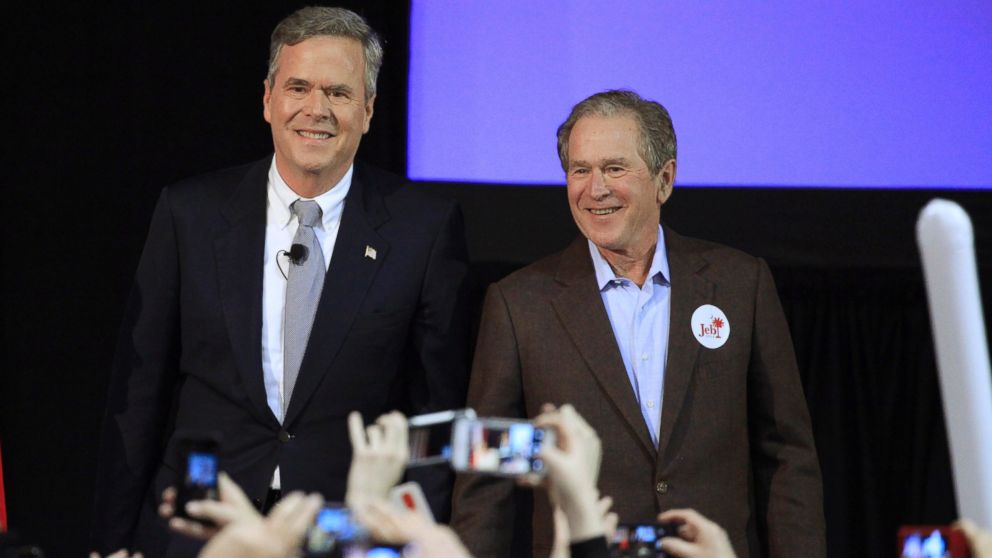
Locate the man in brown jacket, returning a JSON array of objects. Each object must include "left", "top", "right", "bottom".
[{"left": 451, "top": 90, "right": 825, "bottom": 558}]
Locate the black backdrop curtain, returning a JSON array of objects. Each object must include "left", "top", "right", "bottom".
[{"left": 779, "top": 268, "right": 965, "bottom": 556}]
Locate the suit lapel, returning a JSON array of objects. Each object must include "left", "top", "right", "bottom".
[
  {"left": 284, "top": 164, "right": 389, "bottom": 425},
  {"left": 551, "top": 238, "right": 658, "bottom": 461},
  {"left": 657, "top": 226, "right": 712, "bottom": 455},
  {"left": 214, "top": 159, "right": 276, "bottom": 426}
]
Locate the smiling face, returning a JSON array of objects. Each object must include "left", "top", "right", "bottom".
[
  {"left": 566, "top": 114, "right": 675, "bottom": 259},
  {"left": 263, "top": 35, "right": 374, "bottom": 195}
]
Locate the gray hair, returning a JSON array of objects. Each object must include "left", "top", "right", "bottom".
[
  {"left": 267, "top": 6, "right": 383, "bottom": 101},
  {"left": 556, "top": 90, "right": 677, "bottom": 176}
]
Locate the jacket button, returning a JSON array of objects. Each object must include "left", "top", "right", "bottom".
[
  {"left": 656, "top": 481, "right": 670, "bottom": 494},
  {"left": 278, "top": 430, "right": 291, "bottom": 443}
]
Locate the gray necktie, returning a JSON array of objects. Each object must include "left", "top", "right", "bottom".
[{"left": 283, "top": 199, "right": 326, "bottom": 418}]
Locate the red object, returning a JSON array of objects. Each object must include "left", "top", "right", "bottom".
[{"left": 0, "top": 441, "right": 7, "bottom": 532}]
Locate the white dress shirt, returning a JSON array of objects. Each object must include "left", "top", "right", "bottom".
[{"left": 261, "top": 157, "right": 352, "bottom": 487}]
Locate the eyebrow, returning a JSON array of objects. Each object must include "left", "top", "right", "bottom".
[
  {"left": 282, "top": 79, "right": 355, "bottom": 96},
  {"left": 284, "top": 77, "right": 310, "bottom": 87},
  {"left": 569, "top": 157, "right": 632, "bottom": 169}
]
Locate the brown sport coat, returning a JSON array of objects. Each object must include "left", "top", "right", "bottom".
[{"left": 451, "top": 227, "right": 825, "bottom": 558}]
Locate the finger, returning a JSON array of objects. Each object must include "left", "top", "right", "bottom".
[
  {"left": 216, "top": 472, "right": 255, "bottom": 513},
  {"left": 378, "top": 412, "right": 407, "bottom": 450},
  {"left": 366, "top": 423, "right": 385, "bottom": 447},
  {"left": 161, "top": 486, "right": 176, "bottom": 505},
  {"left": 596, "top": 495, "right": 614, "bottom": 516},
  {"left": 541, "top": 402, "right": 557, "bottom": 413},
  {"left": 185, "top": 499, "right": 246, "bottom": 526},
  {"left": 268, "top": 491, "right": 308, "bottom": 524},
  {"left": 107, "top": 550, "right": 129, "bottom": 558},
  {"left": 955, "top": 518, "right": 977, "bottom": 538},
  {"left": 158, "top": 499, "right": 175, "bottom": 519},
  {"left": 658, "top": 508, "right": 711, "bottom": 541},
  {"left": 277, "top": 493, "right": 324, "bottom": 546},
  {"left": 167, "top": 515, "right": 215, "bottom": 540},
  {"left": 603, "top": 511, "right": 619, "bottom": 540},
  {"left": 349, "top": 411, "right": 367, "bottom": 451},
  {"left": 515, "top": 472, "right": 544, "bottom": 488},
  {"left": 659, "top": 536, "right": 699, "bottom": 558}
]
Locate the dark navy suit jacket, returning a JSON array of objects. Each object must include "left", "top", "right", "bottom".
[{"left": 93, "top": 158, "right": 471, "bottom": 556}]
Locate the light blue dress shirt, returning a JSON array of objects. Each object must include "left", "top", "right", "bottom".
[{"left": 588, "top": 225, "right": 671, "bottom": 447}]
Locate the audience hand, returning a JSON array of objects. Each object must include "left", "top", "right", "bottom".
[
  {"left": 658, "top": 508, "right": 736, "bottom": 558},
  {"left": 550, "top": 496, "right": 618, "bottom": 558},
  {"left": 956, "top": 518, "right": 992, "bottom": 558},
  {"left": 345, "top": 410, "right": 410, "bottom": 509},
  {"left": 159, "top": 472, "right": 259, "bottom": 540},
  {"left": 198, "top": 491, "right": 323, "bottom": 558},
  {"left": 355, "top": 499, "right": 472, "bottom": 558},
  {"left": 533, "top": 403, "right": 606, "bottom": 543}
]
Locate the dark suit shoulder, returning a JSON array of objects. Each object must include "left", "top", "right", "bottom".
[
  {"left": 668, "top": 228, "right": 764, "bottom": 280},
  {"left": 356, "top": 161, "right": 460, "bottom": 226},
  {"left": 161, "top": 158, "right": 267, "bottom": 209},
  {"left": 491, "top": 249, "right": 569, "bottom": 304}
]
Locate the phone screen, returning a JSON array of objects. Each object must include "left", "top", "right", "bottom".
[
  {"left": 451, "top": 417, "right": 551, "bottom": 476},
  {"left": 304, "top": 506, "right": 368, "bottom": 558},
  {"left": 610, "top": 523, "right": 679, "bottom": 558},
  {"left": 174, "top": 435, "right": 220, "bottom": 521}
]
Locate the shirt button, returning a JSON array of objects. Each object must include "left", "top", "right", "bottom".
[
  {"left": 656, "top": 481, "right": 669, "bottom": 494},
  {"left": 641, "top": 353, "right": 649, "bottom": 361},
  {"left": 278, "top": 430, "right": 291, "bottom": 443},
  {"left": 646, "top": 400, "right": 654, "bottom": 408}
]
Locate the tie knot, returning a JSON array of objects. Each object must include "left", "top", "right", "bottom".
[{"left": 291, "top": 200, "right": 322, "bottom": 228}]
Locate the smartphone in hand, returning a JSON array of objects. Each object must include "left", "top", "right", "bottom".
[
  {"left": 173, "top": 433, "right": 221, "bottom": 522},
  {"left": 610, "top": 522, "right": 681, "bottom": 558}
]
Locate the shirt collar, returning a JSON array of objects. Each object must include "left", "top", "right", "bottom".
[
  {"left": 266, "top": 156, "right": 353, "bottom": 230},
  {"left": 588, "top": 225, "right": 671, "bottom": 291}
]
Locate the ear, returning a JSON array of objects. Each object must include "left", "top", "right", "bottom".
[
  {"left": 362, "top": 94, "right": 376, "bottom": 134},
  {"left": 656, "top": 159, "right": 676, "bottom": 206},
  {"left": 262, "top": 79, "right": 273, "bottom": 124}
]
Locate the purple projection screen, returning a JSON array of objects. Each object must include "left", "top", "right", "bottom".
[{"left": 408, "top": 2, "right": 992, "bottom": 189}]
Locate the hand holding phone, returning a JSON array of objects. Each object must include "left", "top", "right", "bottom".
[
  {"left": 610, "top": 523, "right": 681, "bottom": 558},
  {"left": 174, "top": 434, "right": 221, "bottom": 523}
]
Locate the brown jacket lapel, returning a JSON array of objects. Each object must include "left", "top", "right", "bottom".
[
  {"left": 550, "top": 237, "right": 658, "bottom": 460},
  {"left": 657, "top": 226, "right": 713, "bottom": 456}
]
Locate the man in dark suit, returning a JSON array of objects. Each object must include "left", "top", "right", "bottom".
[
  {"left": 92, "top": 7, "right": 470, "bottom": 557},
  {"left": 451, "top": 90, "right": 825, "bottom": 558}
]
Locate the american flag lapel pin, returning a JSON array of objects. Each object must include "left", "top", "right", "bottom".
[{"left": 364, "top": 245, "right": 377, "bottom": 260}]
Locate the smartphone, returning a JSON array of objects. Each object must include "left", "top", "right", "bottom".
[
  {"left": 610, "top": 522, "right": 681, "bottom": 558},
  {"left": 450, "top": 416, "right": 554, "bottom": 477},
  {"left": 897, "top": 525, "right": 971, "bottom": 558},
  {"left": 407, "top": 408, "right": 475, "bottom": 466},
  {"left": 173, "top": 434, "right": 220, "bottom": 522},
  {"left": 303, "top": 505, "right": 369, "bottom": 558}
]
